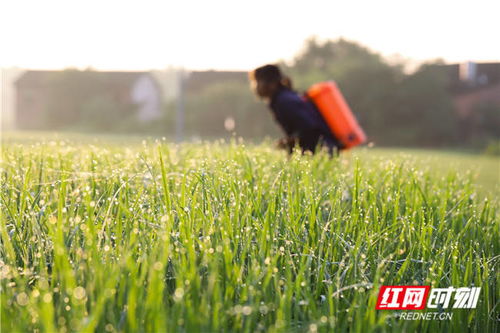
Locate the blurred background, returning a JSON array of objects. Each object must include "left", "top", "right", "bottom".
[{"left": 1, "top": 0, "right": 499, "bottom": 151}]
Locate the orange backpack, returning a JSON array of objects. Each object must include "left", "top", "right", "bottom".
[{"left": 306, "top": 81, "right": 366, "bottom": 149}]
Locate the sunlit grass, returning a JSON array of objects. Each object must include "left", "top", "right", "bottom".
[{"left": 1, "top": 135, "right": 498, "bottom": 332}]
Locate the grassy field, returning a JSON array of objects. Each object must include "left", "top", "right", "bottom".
[{"left": 1, "top": 134, "right": 498, "bottom": 332}]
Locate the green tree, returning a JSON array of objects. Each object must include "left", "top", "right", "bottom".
[
  {"left": 281, "top": 37, "right": 458, "bottom": 146},
  {"left": 393, "top": 63, "right": 458, "bottom": 146}
]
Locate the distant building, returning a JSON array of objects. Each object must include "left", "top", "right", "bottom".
[
  {"left": 453, "top": 81, "right": 500, "bottom": 119},
  {"left": 452, "top": 62, "right": 500, "bottom": 119},
  {"left": 1, "top": 68, "right": 24, "bottom": 130},
  {"left": 184, "top": 70, "right": 248, "bottom": 93},
  {"left": 14, "top": 70, "right": 162, "bottom": 130},
  {"left": 436, "top": 62, "right": 500, "bottom": 115},
  {"left": 435, "top": 62, "right": 500, "bottom": 140}
]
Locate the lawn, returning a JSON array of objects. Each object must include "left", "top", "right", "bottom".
[{"left": 1, "top": 133, "right": 498, "bottom": 332}]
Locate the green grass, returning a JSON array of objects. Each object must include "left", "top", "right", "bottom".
[{"left": 1, "top": 134, "right": 498, "bottom": 332}]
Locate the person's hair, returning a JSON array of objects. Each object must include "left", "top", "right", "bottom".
[{"left": 251, "top": 64, "right": 293, "bottom": 89}]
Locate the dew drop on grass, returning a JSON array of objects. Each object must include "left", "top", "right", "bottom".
[
  {"left": 16, "top": 292, "right": 29, "bottom": 306},
  {"left": 174, "top": 288, "right": 184, "bottom": 301},
  {"left": 43, "top": 293, "right": 52, "bottom": 303},
  {"left": 73, "top": 287, "right": 86, "bottom": 300},
  {"left": 242, "top": 306, "right": 252, "bottom": 315}
]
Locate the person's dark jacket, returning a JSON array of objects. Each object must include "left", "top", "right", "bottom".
[{"left": 269, "top": 87, "right": 341, "bottom": 154}]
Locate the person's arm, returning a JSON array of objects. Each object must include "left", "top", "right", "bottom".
[
  {"left": 274, "top": 97, "right": 320, "bottom": 153},
  {"left": 274, "top": 97, "right": 317, "bottom": 135},
  {"left": 269, "top": 104, "right": 295, "bottom": 154}
]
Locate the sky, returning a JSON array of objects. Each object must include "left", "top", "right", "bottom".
[{"left": 1, "top": 0, "right": 499, "bottom": 71}]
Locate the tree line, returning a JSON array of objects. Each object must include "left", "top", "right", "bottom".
[{"left": 35, "top": 38, "right": 499, "bottom": 149}]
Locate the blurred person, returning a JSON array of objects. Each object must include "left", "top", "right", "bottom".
[{"left": 249, "top": 64, "right": 343, "bottom": 155}]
